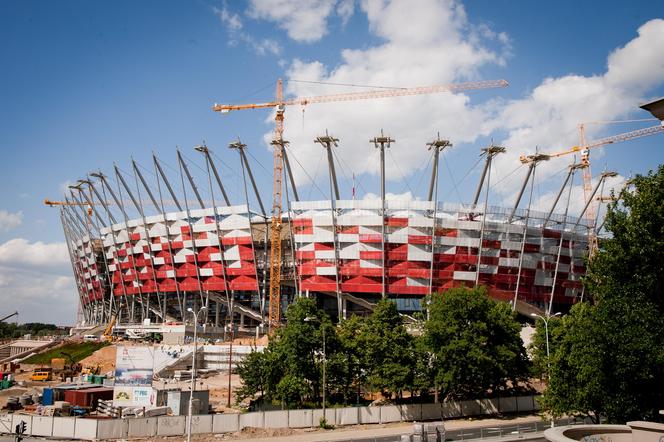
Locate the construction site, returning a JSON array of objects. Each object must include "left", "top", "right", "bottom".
[
  {"left": 44, "top": 80, "right": 663, "bottom": 335},
  {"left": 0, "top": 75, "right": 659, "bottom": 442}
]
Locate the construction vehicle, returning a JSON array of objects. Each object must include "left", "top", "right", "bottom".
[
  {"left": 30, "top": 369, "right": 52, "bottom": 382},
  {"left": 57, "top": 351, "right": 82, "bottom": 381},
  {"left": 213, "top": 78, "right": 510, "bottom": 330},
  {"left": 101, "top": 314, "right": 116, "bottom": 342}
]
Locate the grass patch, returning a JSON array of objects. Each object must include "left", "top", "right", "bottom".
[{"left": 24, "top": 342, "right": 109, "bottom": 365}]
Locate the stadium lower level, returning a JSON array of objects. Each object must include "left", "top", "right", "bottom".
[{"left": 64, "top": 199, "right": 589, "bottom": 327}]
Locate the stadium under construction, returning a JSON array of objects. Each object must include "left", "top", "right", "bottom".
[
  {"left": 54, "top": 85, "right": 664, "bottom": 331},
  {"left": 55, "top": 134, "right": 608, "bottom": 330}
]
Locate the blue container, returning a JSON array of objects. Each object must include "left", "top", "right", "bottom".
[{"left": 42, "top": 388, "right": 54, "bottom": 406}]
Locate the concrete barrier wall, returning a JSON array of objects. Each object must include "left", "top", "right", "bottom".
[
  {"left": 336, "top": 407, "right": 359, "bottom": 426},
  {"left": 499, "top": 396, "right": 518, "bottom": 413},
  {"left": 459, "top": 399, "right": 482, "bottom": 416},
  {"left": 52, "top": 417, "right": 77, "bottom": 439},
  {"left": 480, "top": 398, "right": 499, "bottom": 415},
  {"left": 213, "top": 413, "right": 239, "bottom": 433},
  {"left": 188, "top": 415, "right": 213, "bottom": 434},
  {"left": 360, "top": 406, "right": 381, "bottom": 424},
  {"left": 73, "top": 418, "right": 98, "bottom": 440},
  {"left": 288, "top": 409, "right": 313, "bottom": 428},
  {"left": 421, "top": 403, "right": 442, "bottom": 421},
  {"left": 127, "top": 417, "right": 158, "bottom": 438},
  {"left": 400, "top": 404, "right": 422, "bottom": 421},
  {"left": 97, "top": 418, "right": 127, "bottom": 440},
  {"left": 30, "top": 416, "right": 53, "bottom": 437},
  {"left": 312, "top": 408, "right": 335, "bottom": 426},
  {"left": 264, "top": 410, "right": 288, "bottom": 428},
  {"left": 239, "top": 411, "right": 263, "bottom": 429},
  {"left": 159, "top": 416, "right": 186, "bottom": 436},
  {"left": 517, "top": 395, "right": 535, "bottom": 412},
  {"left": 442, "top": 401, "right": 462, "bottom": 418},
  {"left": 380, "top": 405, "right": 401, "bottom": 423},
  {"left": 0, "top": 395, "right": 541, "bottom": 440}
]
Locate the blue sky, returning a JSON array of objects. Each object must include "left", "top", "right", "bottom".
[{"left": 1, "top": 0, "right": 663, "bottom": 323}]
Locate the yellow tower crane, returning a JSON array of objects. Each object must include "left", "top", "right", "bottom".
[{"left": 213, "top": 78, "right": 510, "bottom": 330}]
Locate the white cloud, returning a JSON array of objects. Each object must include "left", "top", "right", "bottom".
[
  {"left": 267, "top": 0, "right": 507, "bottom": 189},
  {"left": 0, "top": 265, "right": 76, "bottom": 324},
  {"left": 487, "top": 18, "right": 664, "bottom": 200},
  {"left": 0, "top": 238, "right": 76, "bottom": 323},
  {"left": 212, "top": 4, "right": 282, "bottom": 56},
  {"left": 0, "top": 238, "right": 70, "bottom": 270},
  {"left": 247, "top": 0, "right": 338, "bottom": 43},
  {"left": 0, "top": 210, "right": 22, "bottom": 232}
]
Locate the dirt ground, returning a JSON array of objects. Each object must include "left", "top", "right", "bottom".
[{"left": 79, "top": 344, "right": 117, "bottom": 375}]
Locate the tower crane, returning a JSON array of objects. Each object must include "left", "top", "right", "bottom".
[
  {"left": 519, "top": 122, "right": 664, "bottom": 251},
  {"left": 0, "top": 311, "right": 18, "bottom": 323},
  {"left": 44, "top": 199, "right": 94, "bottom": 216},
  {"left": 213, "top": 78, "right": 510, "bottom": 329}
]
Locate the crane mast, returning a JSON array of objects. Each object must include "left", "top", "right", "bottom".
[{"left": 268, "top": 79, "right": 285, "bottom": 331}]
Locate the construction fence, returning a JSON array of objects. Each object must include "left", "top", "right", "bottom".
[{"left": 0, "top": 395, "right": 540, "bottom": 440}]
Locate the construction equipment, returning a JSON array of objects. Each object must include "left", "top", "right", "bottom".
[
  {"left": 0, "top": 312, "right": 17, "bottom": 323},
  {"left": 519, "top": 123, "right": 664, "bottom": 251},
  {"left": 102, "top": 314, "right": 116, "bottom": 342},
  {"left": 213, "top": 78, "right": 510, "bottom": 330}
]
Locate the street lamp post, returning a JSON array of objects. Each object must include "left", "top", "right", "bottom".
[
  {"left": 304, "top": 317, "right": 326, "bottom": 419},
  {"left": 531, "top": 311, "right": 560, "bottom": 427},
  {"left": 187, "top": 306, "right": 206, "bottom": 442}
]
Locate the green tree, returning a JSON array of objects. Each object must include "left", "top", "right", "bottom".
[
  {"left": 543, "top": 165, "right": 664, "bottom": 423},
  {"left": 529, "top": 316, "right": 563, "bottom": 379},
  {"left": 235, "top": 346, "right": 281, "bottom": 404},
  {"left": 540, "top": 303, "right": 605, "bottom": 423},
  {"left": 358, "top": 299, "right": 414, "bottom": 399},
  {"left": 236, "top": 297, "right": 336, "bottom": 408},
  {"left": 333, "top": 315, "right": 367, "bottom": 404},
  {"left": 424, "top": 286, "right": 528, "bottom": 400}
]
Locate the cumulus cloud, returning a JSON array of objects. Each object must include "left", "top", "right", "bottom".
[
  {"left": 269, "top": 0, "right": 509, "bottom": 189},
  {"left": 213, "top": 3, "right": 282, "bottom": 56},
  {"left": 0, "top": 210, "right": 22, "bottom": 232},
  {"left": 0, "top": 238, "right": 70, "bottom": 270},
  {"left": 0, "top": 265, "right": 76, "bottom": 324},
  {"left": 0, "top": 237, "right": 77, "bottom": 323},
  {"left": 247, "top": 3, "right": 662, "bottom": 213},
  {"left": 247, "top": 0, "right": 340, "bottom": 43},
  {"left": 487, "top": 18, "right": 664, "bottom": 199}
]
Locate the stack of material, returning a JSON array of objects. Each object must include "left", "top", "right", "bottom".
[
  {"left": 409, "top": 421, "right": 446, "bottom": 442},
  {"left": 97, "top": 399, "right": 120, "bottom": 418},
  {"left": 121, "top": 406, "right": 169, "bottom": 418}
]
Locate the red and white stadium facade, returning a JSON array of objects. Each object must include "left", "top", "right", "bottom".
[{"left": 63, "top": 196, "right": 588, "bottom": 326}]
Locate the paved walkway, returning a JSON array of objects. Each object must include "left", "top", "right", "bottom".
[{"left": 222, "top": 414, "right": 545, "bottom": 442}]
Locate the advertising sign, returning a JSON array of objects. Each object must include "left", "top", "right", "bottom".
[
  {"left": 112, "top": 386, "right": 154, "bottom": 407},
  {"left": 114, "top": 346, "right": 154, "bottom": 386},
  {"left": 113, "top": 346, "right": 155, "bottom": 407}
]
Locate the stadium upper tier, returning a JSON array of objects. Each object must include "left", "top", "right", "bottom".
[{"left": 66, "top": 199, "right": 589, "bottom": 326}]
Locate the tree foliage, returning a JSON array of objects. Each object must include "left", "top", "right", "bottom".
[
  {"left": 543, "top": 165, "right": 664, "bottom": 423},
  {"left": 528, "top": 316, "right": 562, "bottom": 379},
  {"left": 238, "top": 289, "right": 529, "bottom": 408},
  {"left": 424, "top": 286, "right": 529, "bottom": 400},
  {"left": 357, "top": 299, "right": 414, "bottom": 398}
]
